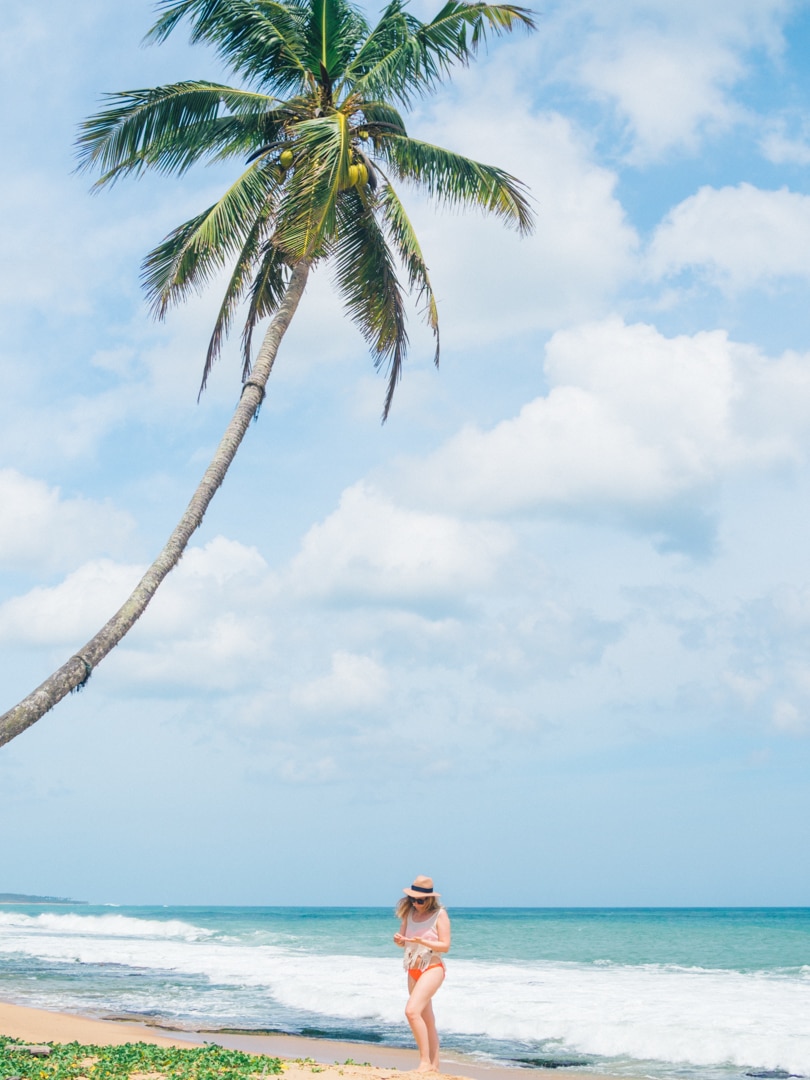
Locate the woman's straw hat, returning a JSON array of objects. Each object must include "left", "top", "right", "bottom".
[{"left": 403, "top": 875, "right": 440, "bottom": 898}]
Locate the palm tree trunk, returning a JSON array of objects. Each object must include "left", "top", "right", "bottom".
[{"left": 0, "top": 261, "right": 310, "bottom": 750}]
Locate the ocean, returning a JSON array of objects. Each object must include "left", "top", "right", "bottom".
[{"left": 0, "top": 906, "right": 808, "bottom": 1080}]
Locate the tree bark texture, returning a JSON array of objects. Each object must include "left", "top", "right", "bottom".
[{"left": 0, "top": 261, "right": 310, "bottom": 750}]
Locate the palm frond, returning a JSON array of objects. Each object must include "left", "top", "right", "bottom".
[
  {"left": 76, "top": 82, "right": 277, "bottom": 185},
  {"left": 333, "top": 188, "right": 407, "bottom": 420},
  {"left": 200, "top": 200, "right": 276, "bottom": 394},
  {"left": 343, "top": 0, "right": 410, "bottom": 80},
  {"left": 380, "top": 182, "right": 439, "bottom": 367},
  {"left": 346, "top": 3, "right": 433, "bottom": 106},
  {"left": 145, "top": 0, "right": 216, "bottom": 43},
  {"left": 240, "top": 242, "right": 291, "bottom": 377},
  {"left": 272, "top": 111, "right": 351, "bottom": 259},
  {"left": 146, "top": 0, "right": 313, "bottom": 96},
  {"left": 347, "top": 0, "right": 534, "bottom": 104},
  {"left": 358, "top": 100, "right": 408, "bottom": 138},
  {"left": 303, "top": 0, "right": 368, "bottom": 83},
  {"left": 79, "top": 0, "right": 537, "bottom": 415},
  {"left": 419, "top": 1, "right": 535, "bottom": 62},
  {"left": 377, "top": 134, "right": 534, "bottom": 233},
  {"left": 141, "top": 160, "right": 281, "bottom": 315}
]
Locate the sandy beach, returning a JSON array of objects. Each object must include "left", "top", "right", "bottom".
[{"left": 0, "top": 1001, "right": 608, "bottom": 1080}]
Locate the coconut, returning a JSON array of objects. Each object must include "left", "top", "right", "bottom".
[{"left": 279, "top": 149, "right": 294, "bottom": 168}]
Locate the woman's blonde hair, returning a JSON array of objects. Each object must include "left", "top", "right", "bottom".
[{"left": 395, "top": 895, "right": 441, "bottom": 920}]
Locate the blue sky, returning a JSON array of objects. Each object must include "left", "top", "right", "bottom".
[{"left": 2, "top": 0, "right": 810, "bottom": 907}]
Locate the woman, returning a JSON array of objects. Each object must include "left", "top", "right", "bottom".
[{"left": 393, "top": 875, "right": 451, "bottom": 1073}]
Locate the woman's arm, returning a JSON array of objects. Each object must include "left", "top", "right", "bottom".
[{"left": 393, "top": 917, "right": 408, "bottom": 947}]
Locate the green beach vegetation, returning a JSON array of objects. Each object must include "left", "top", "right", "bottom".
[
  {"left": 0, "top": 1038, "right": 283, "bottom": 1080},
  {"left": 0, "top": 0, "right": 534, "bottom": 749}
]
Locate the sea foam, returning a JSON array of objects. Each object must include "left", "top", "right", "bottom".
[
  {"left": 2, "top": 908, "right": 809, "bottom": 1078},
  {"left": 0, "top": 910, "right": 211, "bottom": 940}
]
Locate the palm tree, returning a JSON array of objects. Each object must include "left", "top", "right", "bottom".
[{"left": 0, "top": 0, "right": 534, "bottom": 749}]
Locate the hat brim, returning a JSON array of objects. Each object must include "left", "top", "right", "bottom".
[{"left": 403, "top": 888, "right": 440, "bottom": 898}]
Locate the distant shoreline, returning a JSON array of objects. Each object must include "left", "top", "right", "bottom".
[{"left": 0, "top": 894, "right": 85, "bottom": 905}]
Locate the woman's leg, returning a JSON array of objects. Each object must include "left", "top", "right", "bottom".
[
  {"left": 422, "top": 998, "right": 440, "bottom": 1069},
  {"left": 405, "top": 967, "right": 445, "bottom": 1072}
]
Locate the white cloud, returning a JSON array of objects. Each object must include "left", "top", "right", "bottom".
[
  {"left": 453, "top": 588, "right": 624, "bottom": 686},
  {"left": 400, "top": 320, "right": 732, "bottom": 513},
  {"left": 759, "top": 122, "right": 810, "bottom": 166},
  {"left": 290, "top": 651, "right": 389, "bottom": 712},
  {"left": 0, "top": 388, "right": 137, "bottom": 468},
  {"left": 772, "top": 699, "right": 806, "bottom": 734},
  {"left": 100, "top": 536, "right": 276, "bottom": 691},
  {"left": 391, "top": 319, "right": 810, "bottom": 546},
  {"left": 0, "top": 159, "right": 199, "bottom": 327},
  {"left": 0, "top": 536, "right": 272, "bottom": 650},
  {"left": 582, "top": 35, "right": 740, "bottom": 159},
  {"left": 0, "top": 276, "right": 245, "bottom": 474},
  {"left": 0, "top": 534, "right": 284, "bottom": 697},
  {"left": 649, "top": 184, "right": 810, "bottom": 290},
  {"left": 0, "top": 468, "right": 134, "bottom": 572},
  {"left": 277, "top": 755, "right": 338, "bottom": 784},
  {"left": 0, "top": 558, "right": 143, "bottom": 646},
  {"left": 410, "top": 102, "right": 638, "bottom": 342},
  {"left": 558, "top": 0, "right": 792, "bottom": 160},
  {"left": 111, "top": 609, "right": 270, "bottom": 692},
  {"left": 135, "top": 536, "right": 274, "bottom": 635},
  {"left": 722, "top": 584, "right": 810, "bottom": 737},
  {"left": 722, "top": 670, "right": 770, "bottom": 708},
  {"left": 288, "top": 482, "right": 513, "bottom": 605},
  {"left": 175, "top": 536, "right": 270, "bottom": 587}
]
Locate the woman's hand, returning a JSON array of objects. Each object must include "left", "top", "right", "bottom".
[{"left": 393, "top": 932, "right": 405, "bottom": 946}]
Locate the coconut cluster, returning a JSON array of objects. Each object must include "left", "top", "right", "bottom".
[
  {"left": 277, "top": 147, "right": 369, "bottom": 190},
  {"left": 346, "top": 162, "right": 368, "bottom": 187}
]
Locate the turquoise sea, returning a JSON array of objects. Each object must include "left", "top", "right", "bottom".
[{"left": 1, "top": 906, "right": 809, "bottom": 1080}]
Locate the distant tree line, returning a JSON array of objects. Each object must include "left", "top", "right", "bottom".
[{"left": 0, "top": 893, "right": 83, "bottom": 904}]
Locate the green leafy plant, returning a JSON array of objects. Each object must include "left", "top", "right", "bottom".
[{"left": 0, "top": 1036, "right": 283, "bottom": 1080}]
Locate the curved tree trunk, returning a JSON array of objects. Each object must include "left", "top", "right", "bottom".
[{"left": 0, "top": 261, "right": 310, "bottom": 750}]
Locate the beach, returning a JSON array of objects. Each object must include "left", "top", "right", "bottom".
[
  {"left": 0, "top": 1000, "right": 602, "bottom": 1080},
  {"left": 1, "top": 905, "right": 809, "bottom": 1080}
]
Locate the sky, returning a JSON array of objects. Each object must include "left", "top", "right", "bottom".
[{"left": 2, "top": 0, "right": 810, "bottom": 908}]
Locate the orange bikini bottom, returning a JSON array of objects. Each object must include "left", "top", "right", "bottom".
[{"left": 408, "top": 964, "right": 445, "bottom": 982}]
